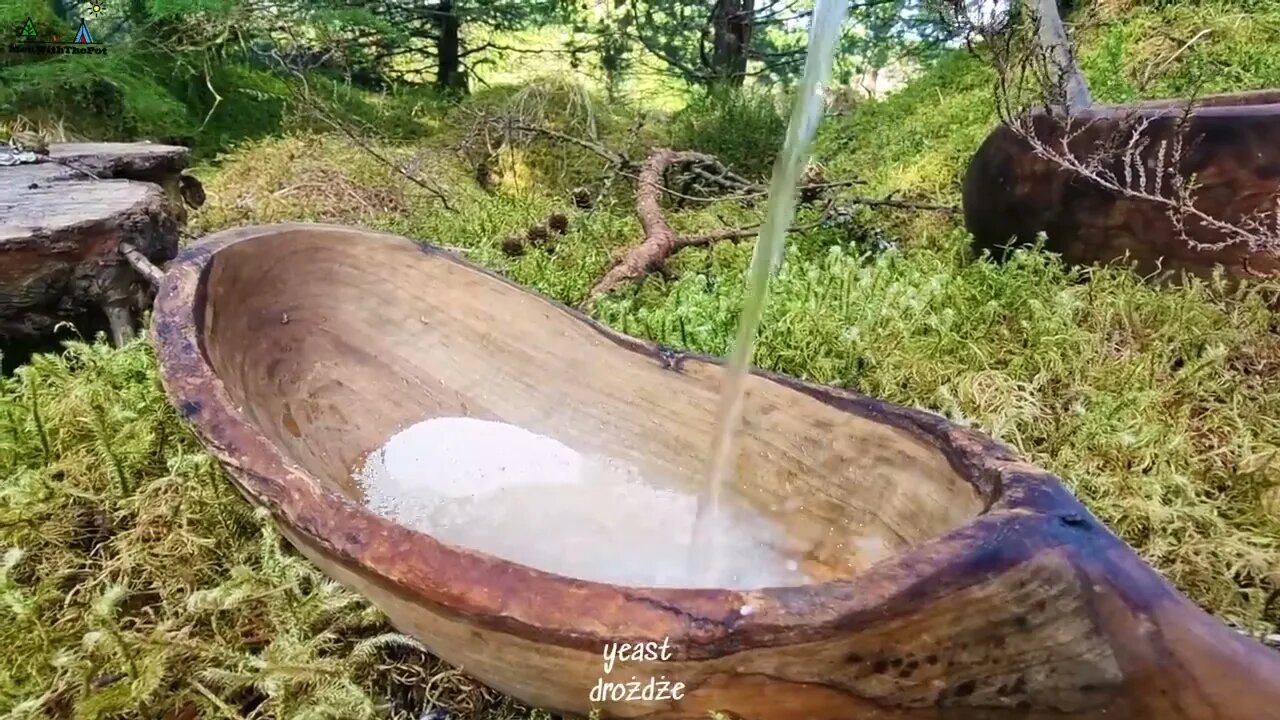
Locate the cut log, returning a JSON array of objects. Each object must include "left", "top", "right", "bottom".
[
  {"left": 0, "top": 142, "right": 187, "bottom": 347},
  {"left": 154, "top": 222, "right": 1280, "bottom": 720},
  {"left": 46, "top": 141, "right": 201, "bottom": 223}
]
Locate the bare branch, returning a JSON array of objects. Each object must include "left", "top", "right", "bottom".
[
  {"left": 120, "top": 243, "right": 165, "bottom": 286},
  {"left": 271, "top": 50, "right": 456, "bottom": 212}
]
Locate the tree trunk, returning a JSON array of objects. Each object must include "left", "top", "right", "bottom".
[
  {"left": 864, "top": 67, "right": 880, "bottom": 99},
  {"left": 435, "top": 0, "right": 467, "bottom": 94},
  {"left": 1028, "top": 0, "right": 1092, "bottom": 114},
  {"left": 709, "top": 0, "right": 754, "bottom": 86}
]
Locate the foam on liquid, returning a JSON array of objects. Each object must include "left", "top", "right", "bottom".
[{"left": 357, "top": 416, "right": 811, "bottom": 589}]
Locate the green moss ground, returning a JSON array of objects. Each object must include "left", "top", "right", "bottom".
[{"left": 4, "top": 1, "right": 1280, "bottom": 717}]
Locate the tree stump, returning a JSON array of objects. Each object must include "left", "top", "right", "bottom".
[{"left": 0, "top": 142, "right": 192, "bottom": 357}]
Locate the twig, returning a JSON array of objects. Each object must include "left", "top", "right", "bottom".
[
  {"left": 840, "top": 196, "right": 959, "bottom": 213},
  {"left": 730, "top": 179, "right": 865, "bottom": 202},
  {"left": 42, "top": 156, "right": 102, "bottom": 180},
  {"left": 504, "top": 122, "right": 861, "bottom": 208},
  {"left": 591, "top": 116, "right": 648, "bottom": 211},
  {"left": 507, "top": 122, "right": 627, "bottom": 166},
  {"left": 681, "top": 162, "right": 758, "bottom": 192},
  {"left": 312, "top": 109, "right": 455, "bottom": 212},
  {"left": 669, "top": 193, "right": 946, "bottom": 249},
  {"left": 488, "top": 125, "right": 946, "bottom": 299},
  {"left": 190, "top": 680, "right": 250, "bottom": 720},
  {"left": 199, "top": 56, "right": 223, "bottom": 132},
  {"left": 119, "top": 243, "right": 165, "bottom": 286},
  {"left": 276, "top": 50, "right": 455, "bottom": 212},
  {"left": 675, "top": 224, "right": 764, "bottom": 249},
  {"left": 675, "top": 218, "right": 828, "bottom": 249},
  {"left": 1142, "top": 29, "right": 1212, "bottom": 87}
]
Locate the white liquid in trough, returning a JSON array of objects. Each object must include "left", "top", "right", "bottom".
[{"left": 356, "top": 416, "right": 812, "bottom": 589}]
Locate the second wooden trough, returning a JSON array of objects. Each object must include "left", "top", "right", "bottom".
[{"left": 963, "top": 89, "right": 1280, "bottom": 281}]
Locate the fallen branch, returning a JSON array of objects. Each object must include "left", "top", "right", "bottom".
[
  {"left": 507, "top": 122, "right": 627, "bottom": 167},
  {"left": 1140, "top": 28, "right": 1212, "bottom": 88},
  {"left": 488, "top": 125, "right": 946, "bottom": 302},
  {"left": 733, "top": 179, "right": 863, "bottom": 203},
  {"left": 589, "top": 148, "right": 711, "bottom": 301},
  {"left": 669, "top": 192, "right": 956, "bottom": 250},
  {"left": 502, "top": 121, "right": 857, "bottom": 209},
  {"left": 584, "top": 146, "right": 959, "bottom": 302},
  {"left": 313, "top": 110, "right": 456, "bottom": 213},
  {"left": 592, "top": 116, "right": 648, "bottom": 211},
  {"left": 674, "top": 225, "right": 764, "bottom": 249},
  {"left": 673, "top": 219, "right": 826, "bottom": 250},
  {"left": 677, "top": 158, "right": 758, "bottom": 194}
]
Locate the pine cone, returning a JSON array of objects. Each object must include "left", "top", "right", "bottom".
[
  {"left": 500, "top": 235, "right": 525, "bottom": 257},
  {"left": 526, "top": 223, "right": 550, "bottom": 246},
  {"left": 571, "top": 186, "right": 594, "bottom": 209},
  {"left": 548, "top": 212, "right": 570, "bottom": 234}
]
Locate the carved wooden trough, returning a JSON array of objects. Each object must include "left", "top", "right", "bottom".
[
  {"left": 963, "top": 89, "right": 1280, "bottom": 281},
  {"left": 153, "top": 223, "right": 1280, "bottom": 719}
]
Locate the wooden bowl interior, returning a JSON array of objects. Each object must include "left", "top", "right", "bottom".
[{"left": 198, "top": 228, "right": 985, "bottom": 579}]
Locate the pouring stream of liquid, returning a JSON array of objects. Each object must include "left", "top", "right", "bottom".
[
  {"left": 689, "top": 0, "right": 852, "bottom": 583},
  {"left": 355, "top": 0, "right": 855, "bottom": 591}
]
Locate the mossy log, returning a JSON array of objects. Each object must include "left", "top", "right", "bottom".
[
  {"left": 0, "top": 142, "right": 194, "bottom": 347},
  {"left": 963, "top": 91, "right": 1280, "bottom": 282},
  {"left": 154, "top": 223, "right": 1280, "bottom": 720}
]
